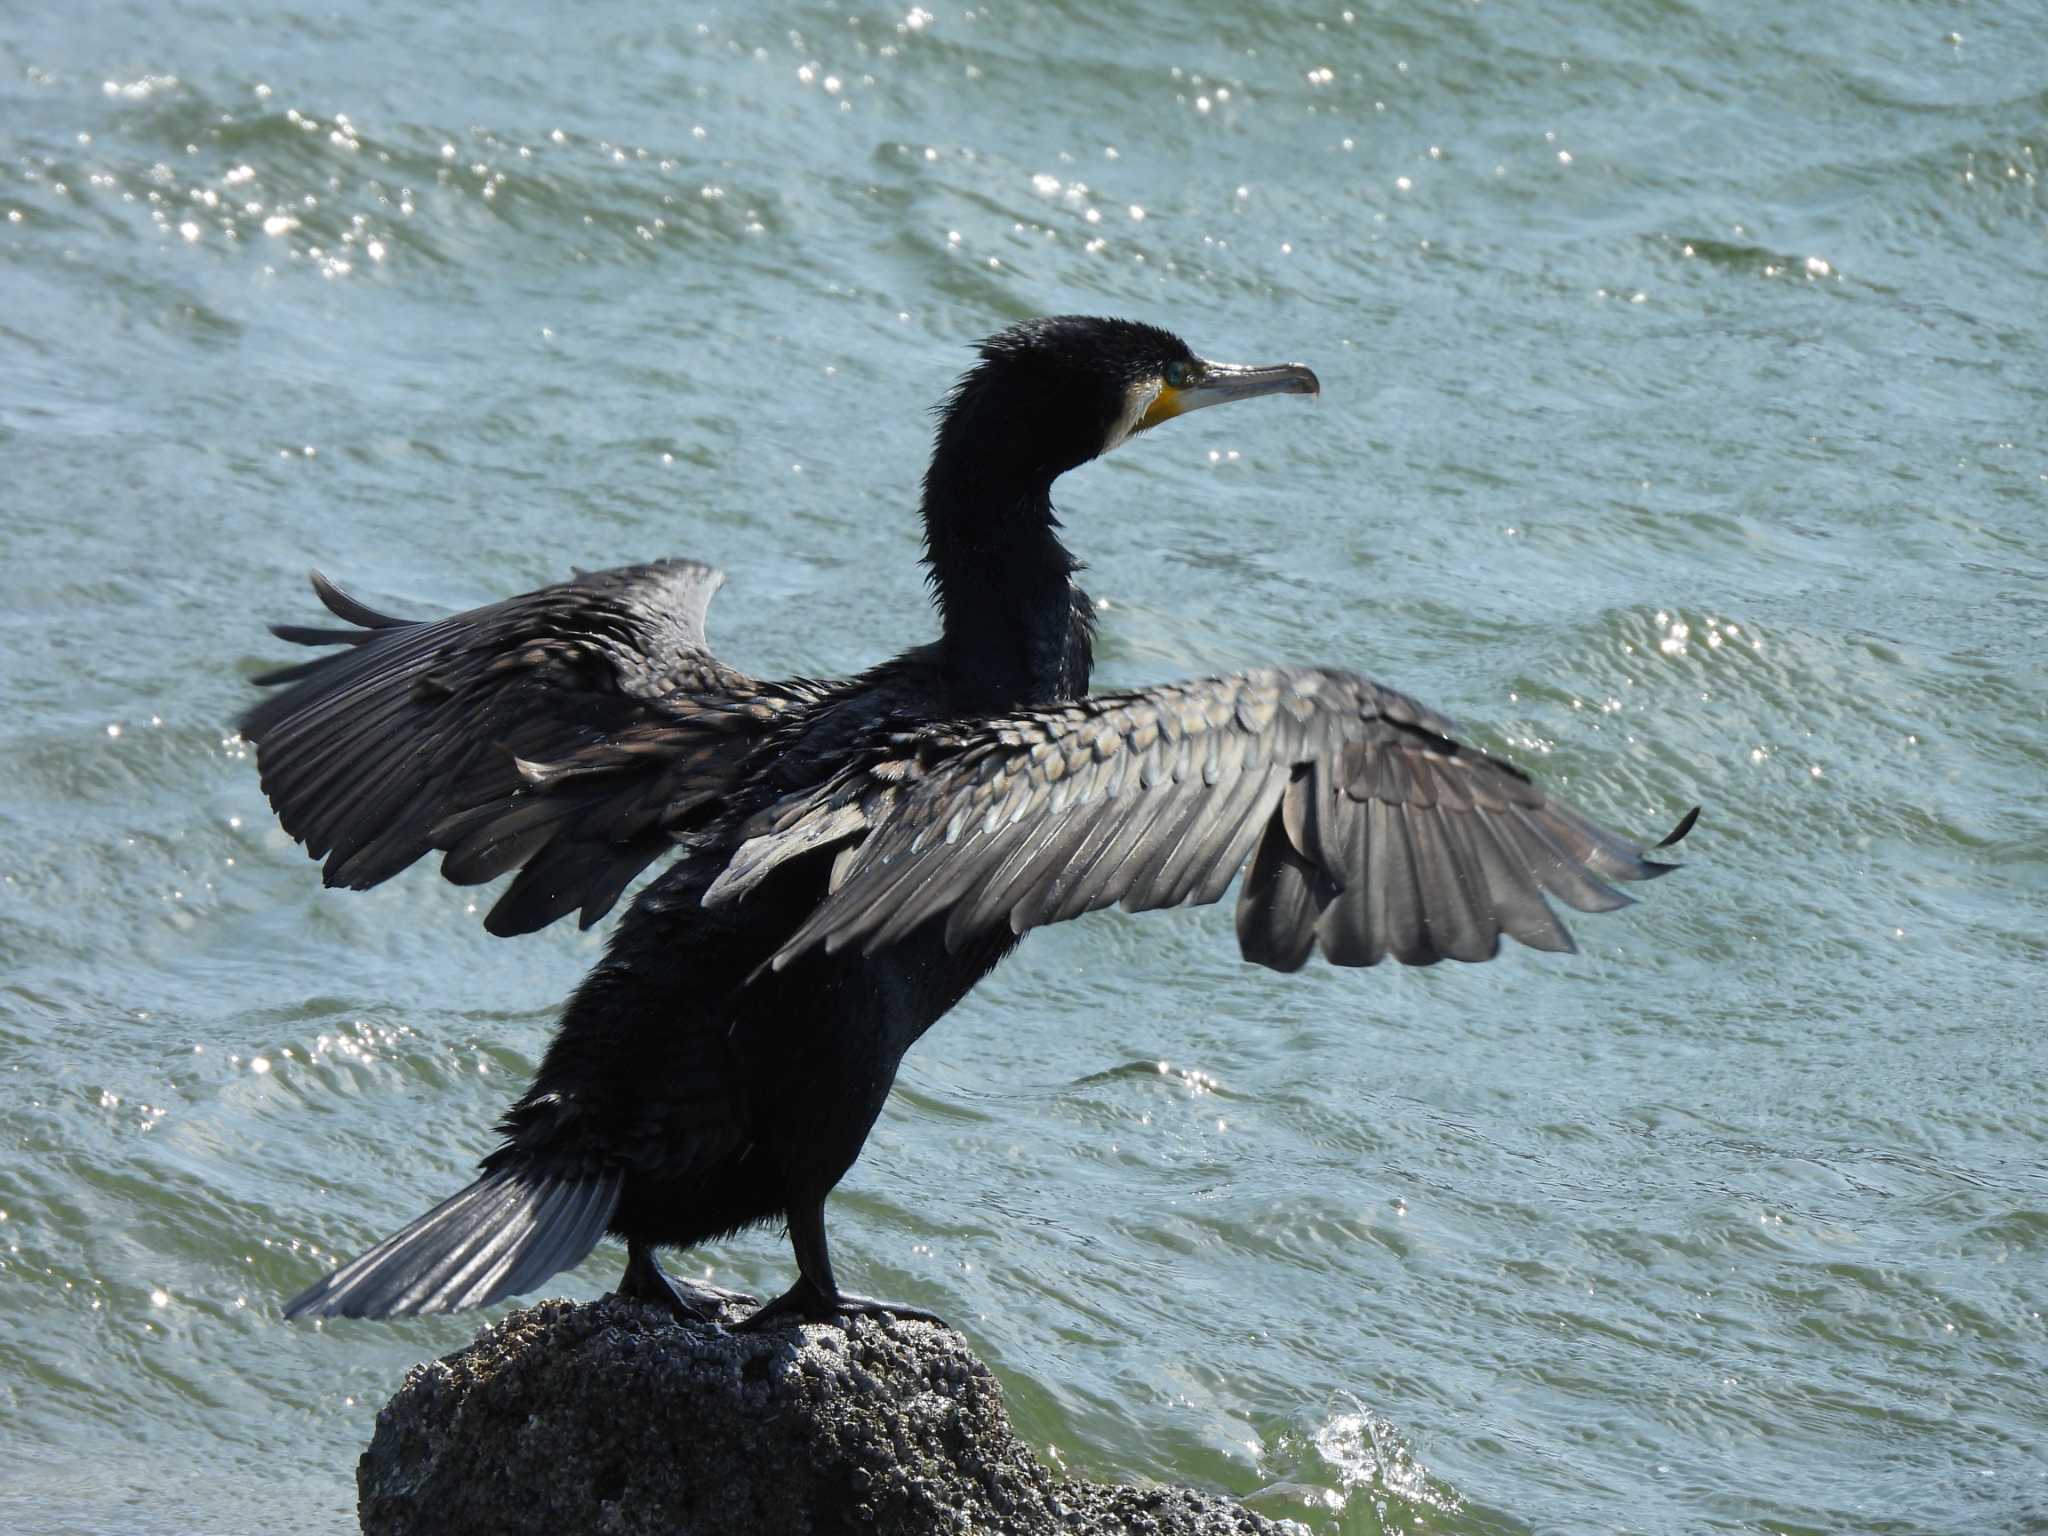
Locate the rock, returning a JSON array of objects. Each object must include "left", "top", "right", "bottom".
[{"left": 357, "top": 1296, "right": 1298, "bottom": 1536}]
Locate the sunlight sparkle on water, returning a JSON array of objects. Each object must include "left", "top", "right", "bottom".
[{"left": 103, "top": 74, "right": 178, "bottom": 101}]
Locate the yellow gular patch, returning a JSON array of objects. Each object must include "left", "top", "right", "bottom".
[{"left": 1135, "top": 383, "right": 1186, "bottom": 433}]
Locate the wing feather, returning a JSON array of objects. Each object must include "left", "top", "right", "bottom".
[
  {"left": 1185, "top": 762, "right": 1292, "bottom": 908},
  {"left": 1500, "top": 806, "right": 1633, "bottom": 913},
  {"left": 241, "top": 561, "right": 785, "bottom": 935},
  {"left": 1138, "top": 742, "right": 1270, "bottom": 911},
  {"left": 1235, "top": 806, "right": 1328, "bottom": 973},
  {"left": 703, "top": 665, "right": 1692, "bottom": 975}
]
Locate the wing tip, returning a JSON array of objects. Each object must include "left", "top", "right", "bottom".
[
  {"left": 1517, "top": 920, "right": 1579, "bottom": 957},
  {"left": 307, "top": 569, "right": 409, "bottom": 629},
  {"left": 1655, "top": 805, "right": 1701, "bottom": 851}
]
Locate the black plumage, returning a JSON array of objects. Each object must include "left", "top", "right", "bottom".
[{"left": 246, "top": 315, "right": 1695, "bottom": 1329}]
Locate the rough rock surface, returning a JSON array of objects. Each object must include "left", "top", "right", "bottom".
[{"left": 357, "top": 1296, "right": 1296, "bottom": 1536}]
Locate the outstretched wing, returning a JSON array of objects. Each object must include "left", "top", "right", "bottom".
[
  {"left": 706, "top": 665, "right": 1694, "bottom": 972},
  {"left": 241, "top": 560, "right": 798, "bottom": 936}
]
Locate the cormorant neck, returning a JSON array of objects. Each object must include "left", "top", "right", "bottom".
[{"left": 919, "top": 451, "right": 1094, "bottom": 709}]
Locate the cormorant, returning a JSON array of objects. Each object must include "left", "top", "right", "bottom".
[{"left": 245, "top": 316, "right": 1694, "bottom": 1329}]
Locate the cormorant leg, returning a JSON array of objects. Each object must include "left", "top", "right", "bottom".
[
  {"left": 735, "top": 1198, "right": 950, "bottom": 1333},
  {"left": 614, "top": 1239, "right": 757, "bottom": 1325}
]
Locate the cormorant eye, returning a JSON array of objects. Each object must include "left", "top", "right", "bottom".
[{"left": 1164, "top": 360, "right": 1194, "bottom": 390}]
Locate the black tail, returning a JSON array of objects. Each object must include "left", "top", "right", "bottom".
[{"left": 282, "top": 1165, "right": 623, "bottom": 1320}]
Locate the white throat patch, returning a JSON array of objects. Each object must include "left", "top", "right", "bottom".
[{"left": 1100, "top": 375, "right": 1164, "bottom": 456}]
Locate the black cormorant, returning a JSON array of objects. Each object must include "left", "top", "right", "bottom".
[{"left": 246, "top": 316, "right": 1694, "bottom": 1328}]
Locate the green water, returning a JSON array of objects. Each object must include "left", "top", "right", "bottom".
[{"left": 3, "top": 2, "right": 2045, "bottom": 1531}]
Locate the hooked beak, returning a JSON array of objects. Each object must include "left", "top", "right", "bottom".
[{"left": 1136, "top": 359, "right": 1321, "bottom": 432}]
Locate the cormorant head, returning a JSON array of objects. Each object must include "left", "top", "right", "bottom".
[{"left": 931, "top": 316, "right": 1320, "bottom": 489}]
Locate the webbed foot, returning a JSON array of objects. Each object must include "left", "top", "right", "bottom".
[
  {"left": 743, "top": 1195, "right": 952, "bottom": 1333},
  {"left": 615, "top": 1240, "right": 757, "bottom": 1326},
  {"left": 735, "top": 1276, "right": 950, "bottom": 1333}
]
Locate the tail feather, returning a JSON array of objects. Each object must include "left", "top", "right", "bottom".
[{"left": 282, "top": 1165, "right": 623, "bottom": 1320}]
